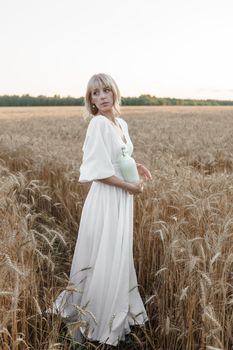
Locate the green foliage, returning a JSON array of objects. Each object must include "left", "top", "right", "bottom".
[
  {"left": 0, "top": 94, "right": 84, "bottom": 107},
  {"left": 121, "top": 94, "right": 233, "bottom": 106},
  {"left": 0, "top": 94, "right": 232, "bottom": 106}
]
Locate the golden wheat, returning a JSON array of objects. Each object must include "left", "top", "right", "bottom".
[{"left": 1, "top": 106, "right": 233, "bottom": 349}]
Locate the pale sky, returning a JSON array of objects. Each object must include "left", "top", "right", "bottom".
[{"left": 1, "top": 0, "right": 233, "bottom": 100}]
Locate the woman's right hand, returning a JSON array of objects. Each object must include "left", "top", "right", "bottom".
[{"left": 125, "top": 180, "right": 144, "bottom": 195}]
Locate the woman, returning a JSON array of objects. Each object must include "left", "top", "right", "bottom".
[{"left": 50, "top": 73, "right": 152, "bottom": 346}]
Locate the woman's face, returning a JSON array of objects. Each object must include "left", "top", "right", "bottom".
[{"left": 91, "top": 85, "right": 114, "bottom": 114}]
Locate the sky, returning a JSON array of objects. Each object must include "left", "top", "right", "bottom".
[{"left": 1, "top": 0, "right": 233, "bottom": 100}]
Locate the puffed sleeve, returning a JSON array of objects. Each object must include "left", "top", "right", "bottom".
[{"left": 78, "top": 116, "right": 115, "bottom": 183}]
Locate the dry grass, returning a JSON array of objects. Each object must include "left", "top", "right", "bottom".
[{"left": 1, "top": 106, "right": 233, "bottom": 349}]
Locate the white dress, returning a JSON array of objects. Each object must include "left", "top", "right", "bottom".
[{"left": 49, "top": 114, "right": 148, "bottom": 346}]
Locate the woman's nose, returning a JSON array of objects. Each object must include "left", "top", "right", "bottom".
[{"left": 100, "top": 90, "right": 107, "bottom": 98}]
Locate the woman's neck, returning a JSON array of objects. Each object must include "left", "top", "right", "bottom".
[{"left": 99, "top": 110, "right": 115, "bottom": 122}]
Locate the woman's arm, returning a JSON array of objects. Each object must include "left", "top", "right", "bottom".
[{"left": 98, "top": 175, "right": 143, "bottom": 195}]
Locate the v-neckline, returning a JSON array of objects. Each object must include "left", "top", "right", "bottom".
[
  {"left": 115, "top": 118, "right": 128, "bottom": 145},
  {"left": 99, "top": 115, "right": 128, "bottom": 145}
]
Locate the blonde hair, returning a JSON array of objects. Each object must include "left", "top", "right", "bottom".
[{"left": 84, "top": 73, "right": 121, "bottom": 118}]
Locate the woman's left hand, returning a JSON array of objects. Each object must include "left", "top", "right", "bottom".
[{"left": 137, "top": 163, "right": 153, "bottom": 181}]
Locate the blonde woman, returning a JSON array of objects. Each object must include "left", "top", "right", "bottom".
[{"left": 49, "top": 73, "right": 152, "bottom": 346}]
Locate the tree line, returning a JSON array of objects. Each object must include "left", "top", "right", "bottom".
[{"left": 0, "top": 94, "right": 232, "bottom": 106}]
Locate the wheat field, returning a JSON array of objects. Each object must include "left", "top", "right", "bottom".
[{"left": 1, "top": 106, "right": 233, "bottom": 350}]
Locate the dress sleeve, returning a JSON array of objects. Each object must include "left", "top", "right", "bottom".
[{"left": 78, "top": 116, "right": 115, "bottom": 183}]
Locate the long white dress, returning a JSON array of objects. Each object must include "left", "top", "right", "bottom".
[{"left": 49, "top": 114, "right": 148, "bottom": 346}]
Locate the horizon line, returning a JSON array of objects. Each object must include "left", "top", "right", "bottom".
[{"left": 0, "top": 93, "right": 233, "bottom": 102}]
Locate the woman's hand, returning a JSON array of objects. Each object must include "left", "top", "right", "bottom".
[
  {"left": 125, "top": 180, "right": 144, "bottom": 195},
  {"left": 136, "top": 163, "right": 153, "bottom": 181}
]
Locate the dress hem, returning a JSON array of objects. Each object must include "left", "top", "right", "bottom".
[{"left": 76, "top": 317, "right": 149, "bottom": 347}]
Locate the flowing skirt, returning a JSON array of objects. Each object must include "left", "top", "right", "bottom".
[{"left": 48, "top": 180, "right": 148, "bottom": 346}]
